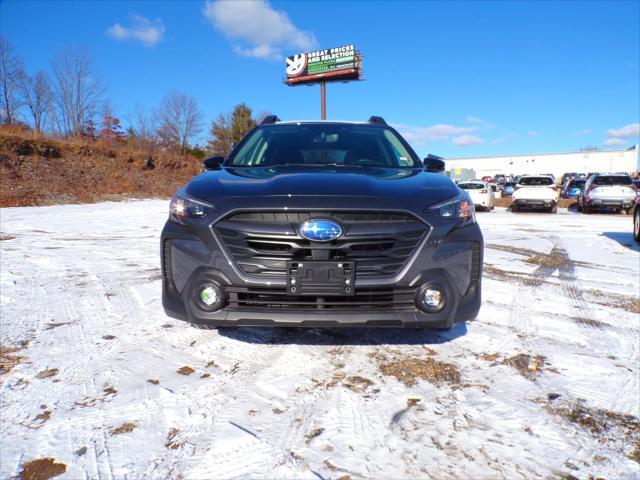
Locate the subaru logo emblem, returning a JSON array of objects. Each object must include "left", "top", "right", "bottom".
[{"left": 299, "top": 219, "right": 343, "bottom": 242}]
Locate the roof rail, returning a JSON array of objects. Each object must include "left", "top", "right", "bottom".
[
  {"left": 260, "top": 115, "right": 280, "bottom": 125},
  {"left": 368, "top": 116, "right": 387, "bottom": 126}
]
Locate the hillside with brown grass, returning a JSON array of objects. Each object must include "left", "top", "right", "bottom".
[{"left": 0, "top": 129, "right": 202, "bottom": 207}]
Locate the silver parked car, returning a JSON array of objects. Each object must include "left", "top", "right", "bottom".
[{"left": 578, "top": 173, "right": 636, "bottom": 214}]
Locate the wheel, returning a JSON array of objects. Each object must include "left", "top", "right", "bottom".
[
  {"left": 550, "top": 204, "right": 557, "bottom": 214},
  {"left": 189, "top": 323, "right": 218, "bottom": 330},
  {"left": 511, "top": 203, "right": 518, "bottom": 213},
  {"left": 583, "top": 204, "right": 591, "bottom": 214},
  {"left": 634, "top": 208, "right": 640, "bottom": 242}
]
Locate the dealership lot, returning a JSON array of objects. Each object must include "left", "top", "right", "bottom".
[{"left": 1, "top": 200, "right": 638, "bottom": 479}]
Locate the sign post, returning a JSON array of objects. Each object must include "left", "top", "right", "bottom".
[
  {"left": 320, "top": 81, "right": 326, "bottom": 120},
  {"left": 285, "top": 44, "right": 361, "bottom": 120}
]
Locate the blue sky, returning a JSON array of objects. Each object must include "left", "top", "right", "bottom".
[{"left": 1, "top": 0, "right": 639, "bottom": 158}]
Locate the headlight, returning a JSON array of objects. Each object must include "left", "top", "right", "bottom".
[
  {"left": 169, "top": 189, "right": 215, "bottom": 223},
  {"left": 429, "top": 192, "right": 475, "bottom": 223}
]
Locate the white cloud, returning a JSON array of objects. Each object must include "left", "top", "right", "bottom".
[
  {"left": 452, "top": 135, "right": 484, "bottom": 146},
  {"left": 106, "top": 14, "right": 165, "bottom": 47},
  {"left": 203, "top": 0, "right": 317, "bottom": 61},
  {"left": 604, "top": 122, "right": 639, "bottom": 147},
  {"left": 466, "top": 116, "right": 494, "bottom": 129},
  {"left": 393, "top": 123, "right": 477, "bottom": 145},
  {"left": 606, "top": 123, "right": 640, "bottom": 139},
  {"left": 527, "top": 130, "right": 539, "bottom": 137},
  {"left": 603, "top": 137, "right": 626, "bottom": 147}
]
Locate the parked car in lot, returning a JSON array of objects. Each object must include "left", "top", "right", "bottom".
[
  {"left": 502, "top": 181, "right": 516, "bottom": 197},
  {"left": 633, "top": 196, "right": 640, "bottom": 242},
  {"left": 458, "top": 181, "right": 495, "bottom": 211},
  {"left": 161, "top": 116, "right": 484, "bottom": 330},
  {"left": 511, "top": 175, "right": 559, "bottom": 213},
  {"left": 492, "top": 174, "right": 507, "bottom": 185},
  {"left": 561, "top": 178, "right": 586, "bottom": 199},
  {"left": 577, "top": 173, "right": 636, "bottom": 214},
  {"left": 561, "top": 172, "right": 579, "bottom": 186}
]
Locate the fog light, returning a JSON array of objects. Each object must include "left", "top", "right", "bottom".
[
  {"left": 423, "top": 288, "right": 442, "bottom": 307},
  {"left": 417, "top": 285, "right": 446, "bottom": 313},
  {"left": 200, "top": 286, "right": 219, "bottom": 306},
  {"left": 196, "top": 283, "right": 225, "bottom": 311}
]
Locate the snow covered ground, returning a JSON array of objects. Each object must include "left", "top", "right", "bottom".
[{"left": 1, "top": 200, "right": 639, "bottom": 480}]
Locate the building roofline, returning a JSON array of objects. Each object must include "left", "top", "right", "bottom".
[{"left": 446, "top": 144, "right": 638, "bottom": 161}]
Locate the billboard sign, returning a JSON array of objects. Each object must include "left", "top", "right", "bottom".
[{"left": 286, "top": 44, "right": 360, "bottom": 85}]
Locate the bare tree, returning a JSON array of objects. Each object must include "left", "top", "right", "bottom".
[
  {"left": 20, "top": 71, "right": 53, "bottom": 132},
  {"left": 127, "top": 104, "right": 159, "bottom": 155},
  {"left": 0, "top": 36, "right": 25, "bottom": 125},
  {"left": 51, "top": 45, "right": 106, "bottom": 136},
  {"left": 155, "top": 91, "right": 203, "bottom": 154}
]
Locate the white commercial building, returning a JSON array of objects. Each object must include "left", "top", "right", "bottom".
[{"left": 446, "top": 144, "right": 639, "bottom": 180}]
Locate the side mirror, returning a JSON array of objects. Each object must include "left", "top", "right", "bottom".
[
  {"left": 203, "top": 156, "right": 224, "bottom": 171},
  {"left": 424, "top": 155, "right": 445, "bottom": 173}
]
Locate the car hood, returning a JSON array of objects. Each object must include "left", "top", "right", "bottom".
[{"left": 186, "top": 166, "right": 459, "bottom": 206}]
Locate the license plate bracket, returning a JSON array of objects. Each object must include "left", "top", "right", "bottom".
[{"left": 286, "top": 261, "right": 355, "bottom": 296}]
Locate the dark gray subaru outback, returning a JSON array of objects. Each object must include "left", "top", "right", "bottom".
[{"left": 161, "top": 116, "right": 483, "bottom": 329}]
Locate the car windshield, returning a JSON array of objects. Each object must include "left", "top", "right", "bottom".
[
  {"left": 519, "top": 177, "right": 554, "bottom": 186},
  {"left": 568, "top": 180, "right": 586, "bottom": 188},
  {"left": 594, "top": 175, "right": 632, "bottom": 186},
  {"left": 226, "top": 124, "right": 420, "bottom": 168},
  {"left": 458, "top": 183, "right": 485, "bottom": 190},
  {"left": 504, "top": 182, "right": 515, "bottom": 187}
]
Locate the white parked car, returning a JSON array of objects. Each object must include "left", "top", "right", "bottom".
[
  {"left": 458, "top": 181, "right": 495, "bottom": 211},
  {"left": 511, "top": 175, "right": 559, "bottom": 213},
  {"left": 577, "top": 173, "right": 636, "bottom": 214}
]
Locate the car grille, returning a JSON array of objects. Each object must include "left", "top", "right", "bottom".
[
  {"left": 226, "top": 286, "right": 418, "bottom": 311},
  {"left": 213, "top": 211, "right": 429, "bottom": 278}
]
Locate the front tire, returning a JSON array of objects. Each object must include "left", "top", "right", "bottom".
[
  {"left": 511, "top": 203, "right": 519, "bottom": 213},
  {"left": 583, "top": 204, "right": 591, "bottom": 214},
  {"left": 550, "top": 204, "right": 557, "bottom": 214}
]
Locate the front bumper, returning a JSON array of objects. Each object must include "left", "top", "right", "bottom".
[{"left": 161, "top": 208, "right": 483, "bottom": 329}]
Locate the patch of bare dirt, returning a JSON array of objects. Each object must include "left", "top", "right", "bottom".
[
  {"left": 166, "top": 428, "right": 184, "bottom": 449},
  {"left": 177, "top": 366, "right": 195, "bottom": 376},
  {"left": 342, "top": 375, "right": 375, "bottom": 393},
  {"left": 110, "top": 422, "right": 136, "bottom": 435},
  {"left": 0, "top": 233, "right": 16, "bottom": 240},
  {"left": 629, "top": 440, "right": 640, "bottom": 464},
  {"left": 378, "top": 356, "right": 460, "bottom": 386},
  {"left": 35, "top": 368, "right": 59, "bottom": 379},
  {"left": 587, "top": 289, "right": 640, "bottom": 314},
  {"left": 0, "top": 344, "right": 25, "bottom": 377},
  {"left": 19, "top": 458, "right": 67, "bottom": 480},
  {"left": 546, "top": 397, "right": 640, "bottom": 461},
  {"left": 502, "top": 354, "right": 546, "bottom": 379},
  {"left": 304, "top": 427, "right": 324, "bottom": 444},
  {"left": 44, "top": 322, "right": 74, "bottom": 330},
  {"left": 526, "top": 253, "right": 571, "bottom": 269}
]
